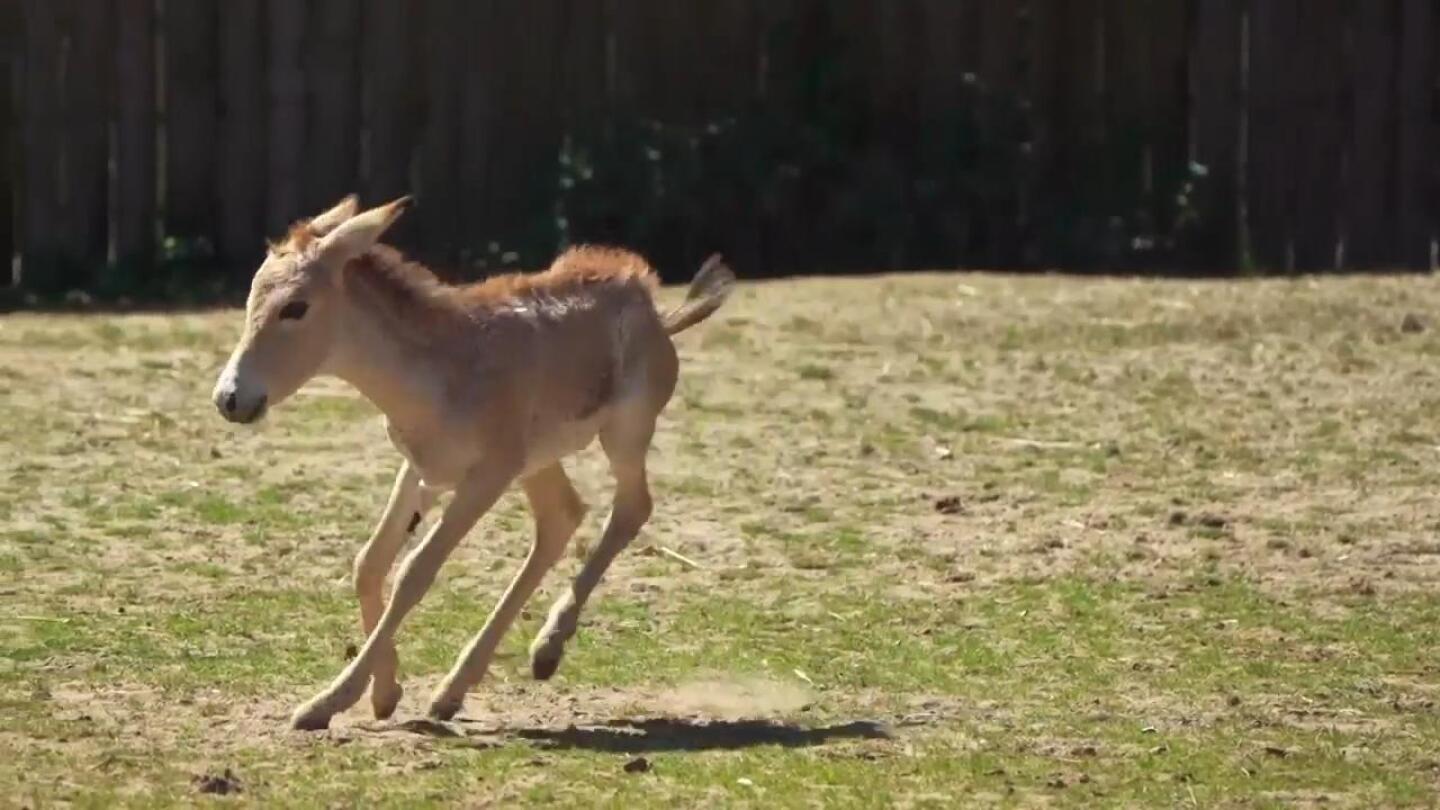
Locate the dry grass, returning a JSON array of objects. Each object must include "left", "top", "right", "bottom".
[{"left": 3, "top": 272, "right": 1440, "bottom": 806}]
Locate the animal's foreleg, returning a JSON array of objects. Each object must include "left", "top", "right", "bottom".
[
  {"left": 290, "top": 461, "right": 514, "bottom": 730},
  {"left": 352, "top": 462, "right": 437, "bottom": 720}
]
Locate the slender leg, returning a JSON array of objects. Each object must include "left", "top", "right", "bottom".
[
  {"left": 352, "top": 461, "right": 438, "bottom": 720},
  {"left": 290, "top": 460, "right": 517, "bottom": 730},
  {"left": 530, "top": 419, "right": 655, "bottom": 680},
  {"left": 427, "top": 464, "right": 587, "bottom": 719}
]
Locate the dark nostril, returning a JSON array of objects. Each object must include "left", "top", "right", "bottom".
[{"left": 224, "top": 391, "right": 237, "bottom": 414}]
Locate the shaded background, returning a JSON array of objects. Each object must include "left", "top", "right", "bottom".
[{"left": 0, "top": 0, "right": 1438, "bottom": 300}]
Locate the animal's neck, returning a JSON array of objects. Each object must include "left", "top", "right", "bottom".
[{"left": 327, "top": 283, "right": 449, "bottom": 430}]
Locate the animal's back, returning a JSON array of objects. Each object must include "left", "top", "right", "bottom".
[{"left": 455, "top": 245, "right": 660, "bottom": 314}]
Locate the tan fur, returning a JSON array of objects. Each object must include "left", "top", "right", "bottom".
[{"left": 211, "top": 196, "right": 734, "bottom": 730}]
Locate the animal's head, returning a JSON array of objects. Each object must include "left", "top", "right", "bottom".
[{"left": 212, "top": 195, "right": 410, "bottom": 423}]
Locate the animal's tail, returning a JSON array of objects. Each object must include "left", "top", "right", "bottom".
[{"left": 662, "top": 254, "right": 735, "bottom": 336}]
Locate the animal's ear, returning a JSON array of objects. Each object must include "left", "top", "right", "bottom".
[
  {"left": 308, "top": 194, "right": 360, "bottom": 236},
  {"left": 316, "top": 196, "right": 412, "bottom": 266}
]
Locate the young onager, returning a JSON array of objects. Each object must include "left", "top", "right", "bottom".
[{"left": 211, "top": 196, "right": 734, "bottom": 730}]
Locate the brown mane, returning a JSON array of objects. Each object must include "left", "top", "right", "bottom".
[
  {"left": 343, "top": 243, "right": 661, "bottom": 323},
  {"left": 272, "top": 218, "right": 322, "bottom": 253}
]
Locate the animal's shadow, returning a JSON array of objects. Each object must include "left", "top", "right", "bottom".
[
  {"left": 395, "top": 717, "right": 891, "bottom": 753},
  {"left": 517, "top": 718, "right": 891, "bottom": 753}
]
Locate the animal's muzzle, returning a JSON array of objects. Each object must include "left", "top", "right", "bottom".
[{"left": 213, "top": 376, "right": 268, "bottom": 425}]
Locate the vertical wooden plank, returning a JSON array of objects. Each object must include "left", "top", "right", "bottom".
[
  {"left": 1247, "top": 0, "right": 1298, "bottom": 270},
  {"left": 1346, "top": 0, "right": 1400, "bottom": 268},
  {"left": 0, "top": 0, "right": 18, "bottom": 281},
  {"left": 477, "top": 0, "right": 564, "bottom": 262},
  {"left": 415, "top": 0, "right": 459, "bottom": 264},
  {"left": 557, "top": 0, "right": 610, "bottom": 125},
  {"left": 65, "top": 0, "right": 112, "bottom": 279},
  {"left": 457, "top": 0, "right": 498, "bottom": 267},
  {"left": 1289, "top": 0, "right": 1345, "bottom": 270},
  {"left": 918, "top": 0, "right": 972, "bottom": 120},
  {"left": 1104, "top": 0, "right": 1146, "bottom": 265},
  {"left": 266, "top": 0, "right": 304, "bottom": 234},
  {"left": 1102, "top": 0, "right": 1187, "bottom": 268},
  {"left": 216, "top": 0, "right": 264, "bottom": 276},
  {"left": 611, "top": 0, "right": 680, "bottom": 120},
  {"left": 163, "top": 0, "right": 217, "bottom": 245},
  {"left": 694, "top": 0, "right": 757, "bottom": 116},
  {"left": 975, "top": 0, "right": 1022, "bottom": 267},
  {"left": 653, "top": 0, "right": 699, "bottom": 123},
  {"left": 1029, "top": 0, "right": 1106, "bottom": 267},
  {"left": 1397, "top": 0, "right": 1437, "bottom": 268},
  {"left": 1144, "top": 0, "right": 1189, "bottom": 260},
  {"left": 756, "top": 0, "right": 823, "bottom": 112},
  {"left": 692, "top": 0, "right": 762, "bottom": 273},
  {"left": 305, "top": 0, "right": 361, "bottom": 213},
  {"left": 1189, "top": 0, "right": 1245, "bottom": 269},
  {"left": 976, "top": 0, "right": 1021, "bottom": 95},
  {"left": 1428, "top": 0, "right": 1440, "bottom": 271},
  {"left": 873, "top": 0, "right": 924, "bottom": 131},
  {"left": 114, "top": 0, "right": 156, "bottom": 273},
  {"left": 20, "top": 0, "right": 64, "bottom": 290},
  {"left": 362, "top": 0, "right": 421, "bottom": 248}
]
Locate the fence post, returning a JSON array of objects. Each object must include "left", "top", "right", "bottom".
[
  {"left": 1246, "top": 0, "right": 1299, "bottom": 271},
  {"left": 115, "top": 0, "right": 156, "bottom": 277},
  {"left": 1397, "top": 0, "right": 1438, "bottom": 269},
  {"left": 1189, "top": 0, "right": 1246, "bottom": 271},
  {"left": 1346, "top": 0, "right": 1400, "bottom": 268},
  {"left": 416, "top": 0, "right": 460, "bottom": 265},
  {"left": 217, "top": 0, "right": 265, "bottom": 278},
  {"left": 1291, "top": 0, "right": 1346, "bottom": 271},
  {"left": 267, "top": 0, "right": 305, "bottom": 235},
  {"left": 306, "top": 0, "right": 361, "bottom": 215},
  {"left": 0, "top": 0, "right": 15, "bottom": 286},
  {"left": 19, "top": 0, "right": 62, "bottom": 291},
  {"left": 163, "top": 0, "right": 218, "bottom": 268},
  {"left": 362, "top": 0, "right": 420, "bottom": 250}
]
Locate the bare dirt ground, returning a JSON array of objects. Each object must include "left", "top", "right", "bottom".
[{"left": 3, "top": 271, "right": 1440, "bottom": 806}]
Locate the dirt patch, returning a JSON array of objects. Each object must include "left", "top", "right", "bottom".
[{"left": 655, "top": 677, "right": 813, "bottom": 720}]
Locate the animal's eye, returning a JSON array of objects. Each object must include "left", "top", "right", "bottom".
[{"left": 278, "top": 301, "right": 309, "bottom": 321}]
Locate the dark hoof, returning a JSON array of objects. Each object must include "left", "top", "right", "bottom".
[
  {"left": 531, "top": 654, "right": 562, "bottom": 681},
  {"left": 372, "top": 682, "right": 403, "bottom": 721},
  {"left": 427, "top": 699, "right": 463, "bottom": 722}
]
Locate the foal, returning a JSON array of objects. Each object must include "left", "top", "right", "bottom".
[{"left": 211, "top": 196, "right": 734, "bottom": 730}]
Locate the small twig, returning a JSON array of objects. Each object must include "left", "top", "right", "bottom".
[
  {"left": 12, "top": 615, "right": 70, "bottom": 624},
  {"left": 657, "top": 546, "right": 703, "bottom": 570},
  {"left": 999, "top": 437, "right": 1080, "bottom": 450}
]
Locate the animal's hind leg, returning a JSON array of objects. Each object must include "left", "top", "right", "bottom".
[
  {"left": 353, "top": 462, "right": 438, "bottom": 719},
  {"left": 530, "top": 406, "right": 657, "bottom": 680},
  {"left": 426, "top": 464, "right": 586, "bottom": 720}
]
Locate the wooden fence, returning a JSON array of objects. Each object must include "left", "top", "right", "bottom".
[{"left": 1, "top": 1, "right": 1438, "bottom": 295}]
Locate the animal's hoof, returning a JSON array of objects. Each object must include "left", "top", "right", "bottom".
[
  {"left": 290, "top": 705, "right": 332, "bottom": 731},
  {"left": 531, "top": 652, "right": 562, "bottom": 681},
  {"left": 372, "top": 683, "right": 403, "bottom": 721},
  {"left": 427, "top": 696, "right": 464, "bottom": 722}
]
